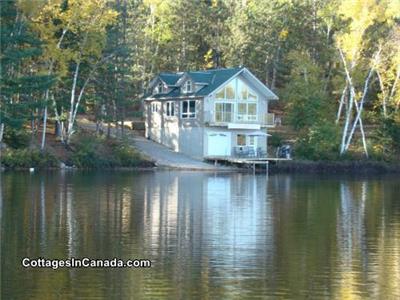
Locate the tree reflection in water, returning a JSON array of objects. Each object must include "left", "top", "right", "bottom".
[{"left": 1, "top": 171, "right": 399, "bottom": 299}]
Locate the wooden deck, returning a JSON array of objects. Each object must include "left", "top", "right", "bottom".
[{"left": 204, "top": 156, "right": 291, "bottom": 172}]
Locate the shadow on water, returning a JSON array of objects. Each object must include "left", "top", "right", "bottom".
[{"left": 1, "top": 170, "right": 400, "bottom": 299}]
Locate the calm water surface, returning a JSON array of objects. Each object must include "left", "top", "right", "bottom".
[{"left": 1, "top": 171, "right": 400, "bottom": 299}]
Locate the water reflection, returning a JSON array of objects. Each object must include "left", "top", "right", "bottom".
[{"left": 1, "top": 171, "right": 400, "bottom": 299}]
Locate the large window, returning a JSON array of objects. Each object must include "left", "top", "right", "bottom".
[
  {"left": 215, "top": 103, "right": 233, "bottom": 122},
  {"left": 165, "top": 101, "right": 175, "bottom": 117},
  {"left": 181, "top": 100, "right": 196, "bottom": 119},
  {"left": 216, "top": 81, "right": 236, "bottom": 100},
  {"left": 214, "top": 78, "right": 259, "bottom": 123},
  {"left": 238, "top": 79, "right": 257, "bottom": 101},
  {"left": 215, "top": 78, "right": 257, "bottom": 101},
  {"left": 237, "top": 103, "right": 257, "bottom": 121}
]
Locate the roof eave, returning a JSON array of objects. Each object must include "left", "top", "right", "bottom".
[{"left": 144, "top": 95, "right": 204, "bottom": 101}]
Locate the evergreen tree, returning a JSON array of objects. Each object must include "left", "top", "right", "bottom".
[{"left": 0, "top": 0, "right": 53, "bottom": 147}]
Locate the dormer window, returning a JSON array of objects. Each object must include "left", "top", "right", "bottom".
[
  {"left": 157, "top": 82, "right": 164, "bottom": 94},
  {"left": 182, "top": 80, "right": 192, "bottom": 93}
]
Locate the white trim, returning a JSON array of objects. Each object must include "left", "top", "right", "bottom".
[
  {"left": 207, "top": 67, "right": 278, "bottom": 100},
  {"left": 182, "top": 80, "right": 193, "bottom": 93},
  {"left": 165, "top": 101, "right": 175, "bottom": 117}
]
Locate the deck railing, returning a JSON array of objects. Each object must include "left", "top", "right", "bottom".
[{"left": 204, "top": 111, "right": 275, "bottom": 127}]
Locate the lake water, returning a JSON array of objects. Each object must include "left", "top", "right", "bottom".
[{"left": 1, "top": 171, "right": 400, "bottom": 299}]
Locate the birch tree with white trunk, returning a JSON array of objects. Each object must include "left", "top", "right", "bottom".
[
  {"left": 334, "top": 0, "right": 398, "bottom": 157},
  {"left": 27, "top": 0, "right": 117, "bottom": 144}
]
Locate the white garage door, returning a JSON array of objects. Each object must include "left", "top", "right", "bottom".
[{"left": 207, "top": 132, "right": 231, "bottom": 156}]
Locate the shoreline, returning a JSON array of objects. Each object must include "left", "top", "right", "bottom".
[
  {"left": 2, "top": 159, "right": 400, "bottom": 174},
  {"left": 268, "top": 160, "right": 400, "bottom": 174}
]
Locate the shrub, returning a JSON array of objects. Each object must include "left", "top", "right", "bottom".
[
  {"left": 70, "top": 135, "right": 114, "bottom": 168},
  {"left": 1, "top": 149, "right": 58, "bottom": 168},
  {"left": 294, "top": 123, "right": 341, "bottom": 160},
  {"left": 3, "top": 128, "right": 30, "bottom": 149},
  {"left": 269, "top": 133, "right": 284, "bottom": 148},
  {"left": 70, "top": 132, "right": 146, "bottom": 168}
]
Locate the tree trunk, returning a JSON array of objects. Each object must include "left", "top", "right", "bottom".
[
  {"left": 66, "top": 61, "right": 81, "bottom": 144},
  {"left": 0, "top": 123, "right": 4, "bottom": 165},
  {"left": 336, "top": 84, "right": 348, "bottom": 124},
  {"left": 344, "top": 67, "right": 375, "bottom": 156},
  {"left": 41, "top": 105, "right": 48, "bottom": 151},
  {"left": 41, "top": 89, "right": 50, "bottom": 151}
]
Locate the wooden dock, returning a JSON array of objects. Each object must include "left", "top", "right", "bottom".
[{"left": 205, "top": 156, "right": 291, "bottom": 172}]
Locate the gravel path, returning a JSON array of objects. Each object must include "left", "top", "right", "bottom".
[{"left": 78, "top": 119, "right": 235, "bottom": 171}]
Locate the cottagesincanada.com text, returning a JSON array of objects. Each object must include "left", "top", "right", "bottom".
[{"left": 21, "top": 257, "right": 152, "bottom": 270}]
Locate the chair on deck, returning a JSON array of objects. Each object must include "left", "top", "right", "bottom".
[
  {"left": 248, "top": 147, "right": 256, "bottom": 157},
  {"left": 257, "top": 147, "right": 267, "bottom": 158}
]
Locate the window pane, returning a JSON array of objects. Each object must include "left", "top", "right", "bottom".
[
  {"left": 183, "top": 101, "right": 188, "bottom": 112},
  {"left": 171, "top": 104, "right": 174, "bottom": 116},
  {"left": 215, "top": 103, "right": 222, "bottom": 113},
  {"left": 238, "top": 80, "right": 248, "bottom": 100},
  {"left": 189, "top": 100, "right": 195, "bottom": 112},
  {"left": 248, "top": 103, "right": 257, "bottom": 115},
  {"left": 248, "top": 136, "right": 255, "bottom": 145},
  {"left": 238, "top": 103, "right": 247, "bottom": 114},
  {"left": 216, "top": 89, "right": 225, "bottom": 99},
  {"left": 248, "top": 90, "right": 257, "bottom": 101},
  {"left": 224, "top": 112, "right": 232, "bottom": 122},
  {"left": 237, "top": 134, "right": 246, "bottom": 146},
  {"left": 215, "top": 111, "right": 222, "bottom": 122},
  {"left": 225, "top": 82, "right": 235, "bottom": 99},
  {"left": 225, "top": 103, "right": 233, "bottom": 113}
]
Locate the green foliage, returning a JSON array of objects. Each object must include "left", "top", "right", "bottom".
[
  {"left": 3, "top": 129, "right": 30, "bottom": 149},
  {"left": 269, "top": 133, "right": 284, "bottom": 148},
  {"left": 2, "top": 149, "right": 58, "bottom": 168},
  {"left": 70, "top": 133, "right": 146, "bottom": 168},
  {"left": 370, "top": 115, "right": 400, "bottom": 160},
  {"left": 295, "top": 123, "right": 341, "bottom": 160},
  {"left": 1, "top": 0, "right": 399, "bottom": 163},
  {"left": 0, "top": 0, "right": 54, "bottom": 128},
  {"left": 383, "top": 116, "right": 400, "bottom": 151},
  {"left": 284, "top": 51, "right": 333, "bottom": 130}
]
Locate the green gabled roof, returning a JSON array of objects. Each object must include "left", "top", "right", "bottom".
[
  {"left": 195, "top": 67, "right": 243, "bottom": 96},
  {"left": 146, "top": 67, "right": 244, "bottom": 100},
  {"left": 159, "top": 73, "right": 181, "bottom": 85},
  {"left": 186, "top": 71, "right": 214, "bottom": 84}
]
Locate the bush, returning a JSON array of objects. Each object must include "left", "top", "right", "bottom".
[
  {"left": 113, "top": 143, "right": 144, "bottom": 166},
  {"left": 70, "top": 133, "right": 146, "bottom": 168},
  {"left": 369, "top": 115, "right": 400, "bottom": 161},
  {"left": 294, "top": 123, "right": 341, "bottom": 160},
  {"left": 1, "top": 149, "right": 58, "bottom": 168},
  {"left": 71, "top": 135, "right": 114, "bottom": 168},
  {"left": 269, "top": 133, "right": 284, "bottom": 148},
  {"left": 3, "top": 128, "right": 30, "bottom": 149}
]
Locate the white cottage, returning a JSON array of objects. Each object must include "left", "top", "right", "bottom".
[{"left": 144, "top": 67, "right": 278, "bottom": 159}]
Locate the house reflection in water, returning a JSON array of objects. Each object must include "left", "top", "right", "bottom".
[{"left": 141, "top": 172, "right": 275, "bottom": 284}]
